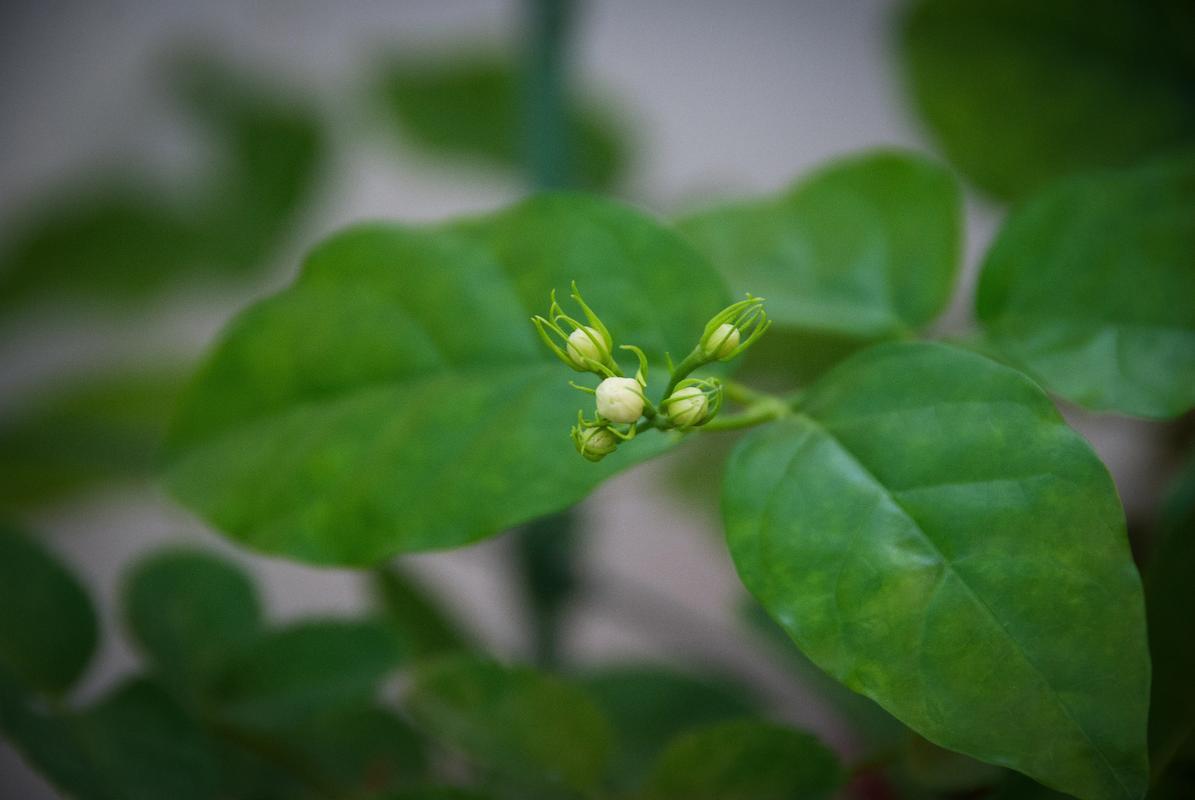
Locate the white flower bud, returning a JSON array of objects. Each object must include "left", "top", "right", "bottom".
[
  {"left": 574, "top": 426, "right": 618, "bottom": 461},
  {"left": 665, "top": 385, "right": 709, "bottom": 428},
  {"left": 595, "top": 377, "right": 644, "bottom": 424},
  {"left": 702, "top": 323, "right": 740, "bottom": 360},
  {"left": 565, "top": 326, "right": 609, "bottom": 369}
]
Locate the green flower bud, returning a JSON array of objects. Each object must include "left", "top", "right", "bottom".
[
  {"left": 596, "top": 376, "right": 645, "bottom": 423},
  {"left": 702, "top": 323, "right": 740, "bottom": 360},
  {"left": 572, "top": 424, "right": 618, "bottom": 462},
  {"left": 665, "top": 385, "right": 710, "bottom": 428},
  {"left": 566, "top": 326, "right": 612, "bottom": 370}
]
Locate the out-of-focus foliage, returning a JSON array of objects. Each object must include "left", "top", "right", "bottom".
[
  {"left": 0, "top": 367, "right": 186, "bottom": 509},
  {"left": 678, "top": 150, "right": 960, "bottom": 341},
  {"left": 515, "top": 510, "right": 582, "bottom": 667},
  {"left": 724, "top": 343, "right": 1149, "bottom": 800},
  {"left": 640, "top": 719, "right": 842, "bottom": 800},
  {"left": 165, "top": 194, "right": 728, "bottom": 565},
  {"left": 375, "top": 53, "right": 630, "bottom": 192},
  {"left": 1146, "top": 454, "right": 1195, "bottom": 778},
  {"left": 581, "top": 666, "right": 758, "bottom": 790},
  {"left": 900, "top": 0, "right": 1195, "bottom": 200},
  {"left": 0, "top": 54, "right": 325, "bottom": 314},
  {"left": 373, "top": 565, "right": 475, "bottom": 659},
  {"left": 976, "top": 154, "right": 1195, "bottom": 419}
]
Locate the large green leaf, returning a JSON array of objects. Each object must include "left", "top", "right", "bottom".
[
  {"left": 677, "top": 150, "right": 961, "bottom": 340},
  {"left": 0, "top": 522, "right": 97, "bottom": 696},
  {"left": 1146, "top": 454, "right": 1195, "bottom": 777},
  {"left": 0, "top": 56, "right": 323, "bottom": 312},
  {"left": 406, "top": 655, "right": 612, "bottom": 797},
  {"left": 900, "top": 0, "right": 1195, "bottom": 200},
  {"left": 582, "top": 665, "right": 757, "bottom": 789},
  {"left": 166, "top": 194, "right": 728, "bottom": 564},
  {"left": 976, "top": 155, "right": 1195, "bottom": 418},
  {"left": 0, "top": 368, "right": 186, "bottom": 509},
  {"left": 122, "top": 547, "right": 262, "bottom": 697},
  {"left": 375, "top": 53, "right": 628, "bottom": 192},
  {"left": 640, "top": 719, "right": 841, "bottom": 800},
  {"left": 722, "top": 342, "right": 1149, "bottom": 800},
  {"left": 211, "top": 618, "right": 404, "bottom": 728}
]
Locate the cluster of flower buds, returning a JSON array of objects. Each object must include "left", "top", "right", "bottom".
[{"left": 533, "top": 285, "right": 768, "bottom": 462}]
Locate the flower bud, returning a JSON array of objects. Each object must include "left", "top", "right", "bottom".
[
  {"left": 702, "top": 323, "right": 740, "bottom": 360},
  {"left": 565, "top": 326, "right": 611, "bottom": 370},
  {"left": 573, "top": 424, "right": 618, "bottom": 462},
  {"left": 596, "top": 377, "right": 645, "bottom": 424},
  {"left": 664, "top": 385, "right": 710, "bottom": 428}
]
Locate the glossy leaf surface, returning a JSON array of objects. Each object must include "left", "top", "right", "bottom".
[
  {"left": 901, "top": 0, "right": 1195, "bottom": 200},
  {"left": 166, "top": 194, "right": 728, "bottom": 564},
  {"left": 976, "top": 156, "right": 1195, "bottom": 418},
  {"left": 723, "top": 342, "right": 1149, "bottom": 799},
  {"left": 641, "top": 719, "right": 841, "bottom": 800},
  {"left": 678, "top": 150, "right": 960, "bottom": 339},
  {"left": 123, "top": 547, "right": 262, "bottom": 696},
  {"left": 0, "top": 522, "right": 96, "bottom": 695},
  {"left": 406, "top": 656, "right": 612, "bottom": 797}
]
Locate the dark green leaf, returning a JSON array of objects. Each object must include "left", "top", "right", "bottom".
[
  {"left": 383, "top": 789, "right": 493, "bottom": 800},
  {"left": 678, "top": 150, "right": 961, "bottom": 339},
  {"left": 166, "top": 194, "right": 729, "bottom": 565},
  {"left": 0, "top": 367, "right": 186, "bottom": 508},
  {"left": 582, "top": 665, "right": 757, "bottom": 789},
  {"left": 900, "top": 0, "right": 1195, "bottom": 200},
  {"left": 899, "top": 734, "right": 1004, "bottom": 793},
  {"left": 0, "top": 522, "right": 97, "bottom": 695},
  {"left": 122, "top": 547, "right": 262, "bottom": 697},
  {"left": 373, "top": 566, "right": 473, "bottom": 659},
  {"left": 376, "top": 54, "right": 629, "bottom": 191},
  {"left": 641, "top": 718, "right": 841, "bottom": 800},
  {"left": 723, "top": 342, "right": 1149, "bottom": 800},
  {"left": 406, "top": 655, "right": 612, "bottom": 797},
  {"left": 212, "top": 618, "right": 404, "bottom": 727},
  {"left": 2, "top": 676, "right": 220, "bottom": 800},
  {"left": 1146, "top": 454, "right": 1195, "bottom": 776},
  {"left": 515, "top": 510, "right": 581, "bottom": 667},
  {"left": 0, "top": 56, "right": 323, "bottom": 311},
  {"left": 976, "top": 155, "right": 1195, "bottom": 418}
]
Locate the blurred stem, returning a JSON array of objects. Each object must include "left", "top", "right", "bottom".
[
  {"left": 524, "top": 0, "right": 575, "bottom": 190},
  {"left": 516, "top": 511, "right": 582, "bottom": 668}
]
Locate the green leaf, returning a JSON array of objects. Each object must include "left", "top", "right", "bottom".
[
  {"left": 0, "top": 522, "right": 97, "bottom": 695},
  {"left": 900, "top": 0, "right": 1195, "bottom": 200},
  {"left": 373, "top": 566, "right": 473, "bottom": 659},
  {"left": 212, "top": 618, "right": 404, "bottom": 727},
  {"left": 515, "top": 510, "right": 581, "bottom": 667},
  {"left": 376, "top": 53, "right": 629, "bottom": 191},
  {"left": 406, "top": 655, "right": 612, "bottom": 797},
  {"left": 1146, "top": 454, "right": 1195, "bottom": 776},
  {"left": 1, "top": 676, "right": 220, "bottom": 800},
  {"left": 641, "top": 719, "right": 841, "bottom": 800},
  {"left": 722, "top": 342, "right": 1149, "bottom": 800},
  {"left": 582, "top": 665, "right": 757, "bottom": 789},
  {"left": 0, "top": 56, "right": 323, "bottom": 312},
  {"left": 166, "top": 193, "right": 729, "bottom": 565},
  {"left": 122, "top": 547, "right": 262, "bottom": 697},
  {"left": 0, "top": 367, "right": 186, "bottom": 508},
  {"left": 677, "top": 150, "right": 961, "bottom": 340},
  {"left": 976, "top": 155, "right": 1195, "bottom": 418}
]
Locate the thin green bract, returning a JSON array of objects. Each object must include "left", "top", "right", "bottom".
[
  {"left": 977, "top": 155, "right": 1195, "bottom": 419},
  {"left": 165, "top": 193, "right": 728, "bottom": 565},
  {"left": 723, "top": 342, "right": 1149, "bottom": 800}
]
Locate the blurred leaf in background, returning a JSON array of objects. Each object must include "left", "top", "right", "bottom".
[
  {"left": 900, "top": 0, "right": 1195, "bottom": 200},
  {"left": 375, "top": 53, "right": 631, "bottom": 192},
  {"left": 373, "top": 564, "right": 475, "bottom": 659},
  {"left": 0, "top": 51, "right": 325, "bottom": 314},
  {"left": 0, "top": 366, "right": 187, "bottom": 509}
]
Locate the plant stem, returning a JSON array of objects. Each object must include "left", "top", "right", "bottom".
[
  {"left": 701, "top": 396, "right": 791, "bottom": 431},
  {"left": 524, "top": 0, "right": 574, "bottom": 190},
  {"left": 662, "top": 347, "right": 706, "bottom": 398}
]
